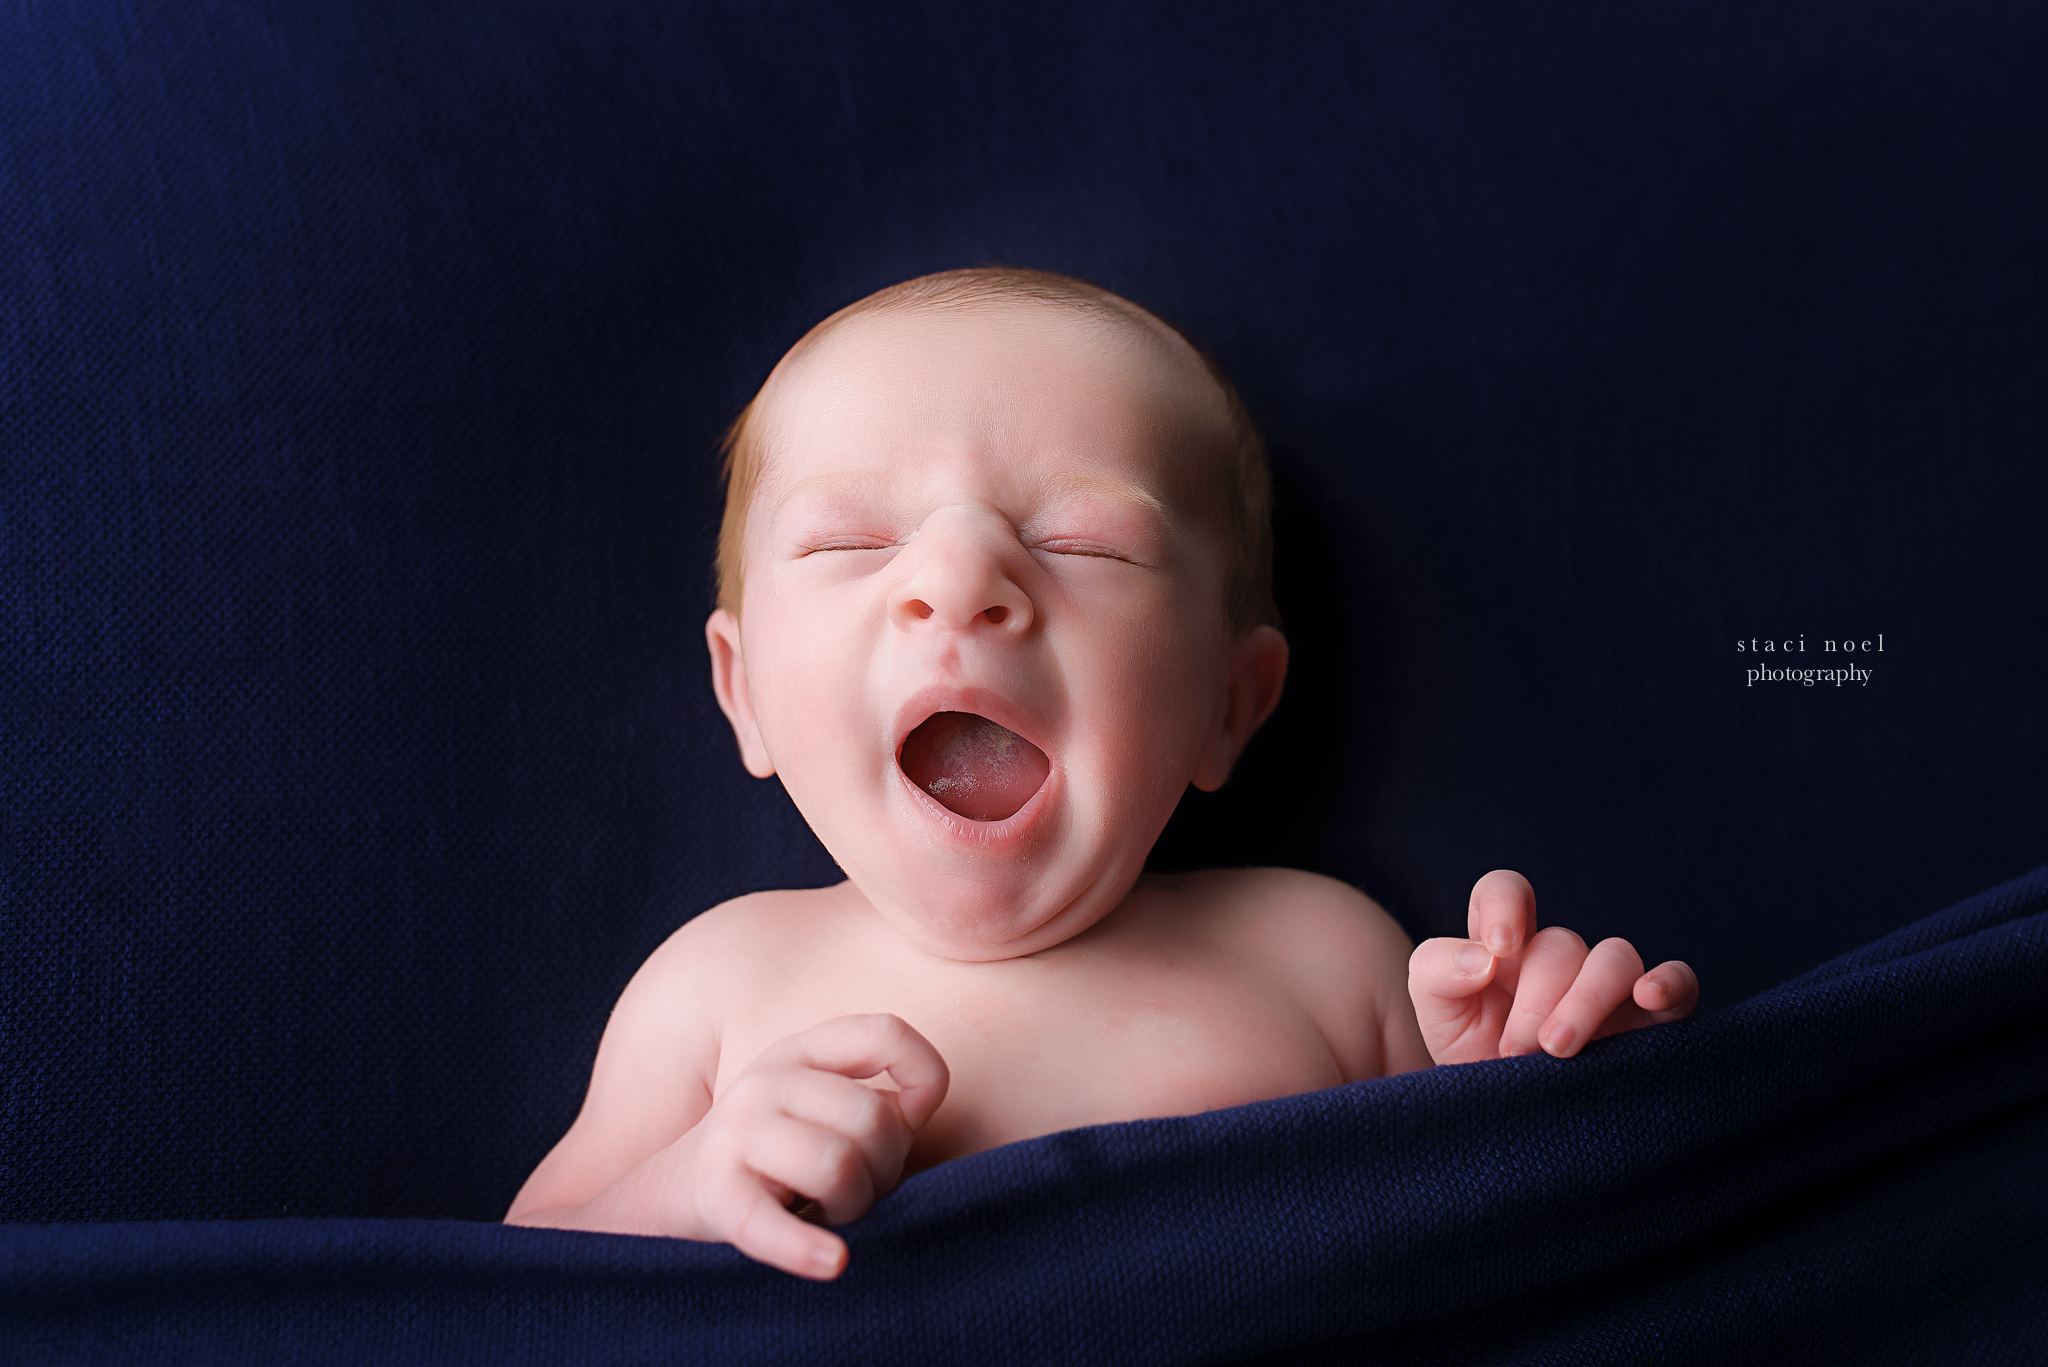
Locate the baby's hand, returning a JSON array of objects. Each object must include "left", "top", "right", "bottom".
[
  {"left": 1408, "top": 870, "right": 1698, "bottom": 1065},
  {"left": 667, "top": 1013, "right": 948, "bottom": 1279}
]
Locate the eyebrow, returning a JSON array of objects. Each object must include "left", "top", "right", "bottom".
[
  {"left": 768, "top": 468, "right": 1170, "bottom": 519},
  {"left": 1026, "top": 472, "right": 1171, "bottom": 518},
  {"left": 768, "top": 468, "right": 891, "bottom": 512}
]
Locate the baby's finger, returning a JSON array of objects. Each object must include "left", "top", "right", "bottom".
[
  {"left": 780, "top": 1014, "right": 952, "bottom": 1131},
  {"left": 1633, "top": 960, "right": 1699, "bottom": 1022},
  {"left": 744, "top": 1113, "right": 878, "bottom": 1228},
  {"left": 1408, "top": 938, "right": 1505, "bottom": 1064},
  {"left": 1498, "top": 926, "right": 1588, "bottom": 1057},
  {"left": 1467, "top": 870, "right": 1538, "bottom": 961},
  {"left": 777, "top": 1069, "right": 915, "bottom": 1198},
  {"left": 714, "top": 1175, "right": 850, "bottom": 1281},
  {"left": 1537, "top": 937, "right": 1644, "bottom": 1058},
  {"left": 1408, "top": 937, "right": 1500, "bottom": 1005},
  {"left": 1586, "top": 959, "right": 1701, "bottom": 1042}
]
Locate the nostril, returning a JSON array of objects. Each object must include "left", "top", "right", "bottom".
[
  {"left": 983, "top": 606, "right": 1008, "bottom": 625},
  {"left": 907, "top": 599, "right": 934, "bottom": 621}
]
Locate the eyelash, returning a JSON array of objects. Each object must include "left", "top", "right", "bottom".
[
  {"left": 1031, "top": 540, "right": 1136, "bottom": 563},
  {"left": 800, "top": 536, "right": 1133, "bottom": 564},
  {"left": 801, "top": 539, "right": 897, "bottom": 554}
]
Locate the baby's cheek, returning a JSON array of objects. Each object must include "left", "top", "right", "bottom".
[
  {"left": 753, "top": 636, "right": 870, "bottom": 782},
  {"left": 1092, "top": 655, "right": 1213, "bottom": 806}
]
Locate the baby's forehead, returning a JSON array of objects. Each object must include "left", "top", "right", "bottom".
[
  {"left": 772, "top": 460, "right": 1173, "bottom": 528},
  {"left": 801, "top": 291, "right": 1208, "bottom": 394},
  {"left": 756, "top": 297, "right": 1227, "bottom": 475}
]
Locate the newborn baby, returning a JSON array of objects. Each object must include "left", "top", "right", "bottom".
[{"left": 505, "top": 268, "right": 1698, "bottom": 1278}]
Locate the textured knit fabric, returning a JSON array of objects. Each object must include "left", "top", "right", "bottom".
[
  {"left": 5, "top": 0, "right": 2047, "bottom": 1361},
  {"left": 6, "top": 867, "right": 2046, "bottom": 1364}
]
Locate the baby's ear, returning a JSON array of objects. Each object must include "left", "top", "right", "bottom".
[
  {"left": 1191, "top": 625, "right": 1288, "bottom": 792},
  {"left": 705, "top": 609, "right": 776, "bottom": 778}
]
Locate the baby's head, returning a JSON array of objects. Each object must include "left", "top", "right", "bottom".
[
  {"left": 715, "top": 269, "right": 1278, "bottom": 638},
  {"left": 705, "top": 268, "right": 1289, "bottom": 959}
]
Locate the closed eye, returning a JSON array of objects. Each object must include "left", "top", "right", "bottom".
[
  {"left": 798, "top": 537, "right": 898, "bottom": 555},
  {"left": 1030, "top": 537, "right": 1143, "bottom": 564}
]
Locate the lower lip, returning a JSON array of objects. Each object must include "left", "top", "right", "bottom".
[{"left": 894, "top": 757, "right": 1055, "bottom": 846}]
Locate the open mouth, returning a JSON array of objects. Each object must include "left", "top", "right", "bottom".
[{"left": 898, "top": 711, "right": 1051, "bottom": 822}]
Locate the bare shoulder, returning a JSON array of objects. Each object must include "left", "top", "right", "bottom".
[
  {"left": 1171, "top": 867, "right": 1411, "bottom": 962},
  {"left": 614, "top": 886, "right": 858, "bottom": 1050},
  {"left": 1163, "top": 867, "right": 1422, "bottom": 1081},
  {"left": 633, "top": 886, "right": 826, "bottom": 998},
  {"left": 506, "top": 886, "right": 831, "bottom": 1219}
]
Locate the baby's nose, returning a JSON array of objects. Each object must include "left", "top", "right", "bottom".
[{"left": 890, "top": 510, "right": 1035, "bottom": 637}]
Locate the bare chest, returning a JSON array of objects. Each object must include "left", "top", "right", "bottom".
[{"left": 714, "top": 943, "right": 1345, "bottom": 1167}]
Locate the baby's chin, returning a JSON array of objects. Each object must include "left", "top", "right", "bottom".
[{"left": 840, "top": 840, "right": 1146, "bottom": 962}]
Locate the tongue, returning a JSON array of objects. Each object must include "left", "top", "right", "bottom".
[{"left": 899, "top": 712, "right": 1051, "bottom": 821}]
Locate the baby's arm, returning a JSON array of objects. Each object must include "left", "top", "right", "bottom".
[
  {"left": 1408, "top": 869, "right": 1698, "bottom": 1064},
  {"left": 505, "top": 921, "right": 947, "bottom": 1280}
]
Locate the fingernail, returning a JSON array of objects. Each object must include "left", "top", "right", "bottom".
[
  {"left": 1486, "top": 926, "right": 1514, "bottom": 956},
  {"left": 1456, "top": 943, "right": 1492, "bottom": 974},
  {"left": 1544, "top": 1024, "right": 1577, "bottom": 1056}
]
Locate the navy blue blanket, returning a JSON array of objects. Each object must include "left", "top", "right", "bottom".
[{"left": 8, "top": 865, "right": 2045, "bottom": 1365}]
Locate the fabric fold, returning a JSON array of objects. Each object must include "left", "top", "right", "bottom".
[{"left": 5, "top": 866, "right": 2045, "bottom": 1365}]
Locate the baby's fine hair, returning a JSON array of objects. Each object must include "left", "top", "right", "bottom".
[{"left": 714, "top": 266, "right": 1279, "bottom": 634}]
